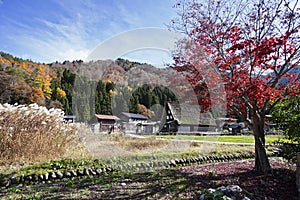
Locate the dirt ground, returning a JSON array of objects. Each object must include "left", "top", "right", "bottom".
[{"left": 1, "top": 158, "right": 297, "bottom": 200}]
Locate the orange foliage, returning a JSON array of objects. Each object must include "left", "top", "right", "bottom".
[
  {"left": 0, "top": 57, "right": 12, "bottom": 65},
  {"left": 30, "top": 88, "right": 45, "bottom": 104},
  {"left": 57, "top": 87, "right": 66, "bottom": 99}
]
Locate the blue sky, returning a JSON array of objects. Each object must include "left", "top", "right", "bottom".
[{"left": 0, "top": 0, "right": 180, "bottom": 65}]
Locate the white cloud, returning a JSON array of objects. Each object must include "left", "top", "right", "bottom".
[{"left": 1, "top": 0, "right": 179, "bottom": 63}]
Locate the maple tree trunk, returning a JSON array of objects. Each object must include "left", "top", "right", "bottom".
[{"left": 253, "top": 112, "right": 272, "bottom": 174}]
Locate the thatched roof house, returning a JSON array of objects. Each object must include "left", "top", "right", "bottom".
[{"left": 159, "top": 102, "right": 216, "bottom": 133}]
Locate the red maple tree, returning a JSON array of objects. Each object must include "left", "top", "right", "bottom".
[{"left": 171, "top": 0, "right": 300, "bottom": 173}]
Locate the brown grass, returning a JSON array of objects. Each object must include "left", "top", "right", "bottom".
[
  {"left": 0, "top": 103, "right": 78, "bottom": 166},
  {"left": 116, "top": 135, "right": 169, "bottom": 150},
  {"left": 76, "top": 131, "right": 255, "bottom": 162}
]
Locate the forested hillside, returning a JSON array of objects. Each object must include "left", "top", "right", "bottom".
[{"left": 0, "top": 52, "right": 176, "bottom": 122}]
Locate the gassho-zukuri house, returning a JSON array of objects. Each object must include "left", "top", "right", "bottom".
[{"left": 159, "top": 102, "right": 217, "bottom": 133}]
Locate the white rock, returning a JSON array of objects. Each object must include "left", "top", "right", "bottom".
[{"left": 121, "top": 182, "right": 126, "bottom": 186}]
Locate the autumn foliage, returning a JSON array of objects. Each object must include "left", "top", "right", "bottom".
[
  {"left": 0, "top": 55, "right": 58, "bottom": 105},
  {"left": 171, "top": 0, "right": 300, "bottom": 173}
]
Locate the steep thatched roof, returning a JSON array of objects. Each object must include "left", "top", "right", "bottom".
[{"left": 167, "top": 102, "right": 216, "bottom": 126}]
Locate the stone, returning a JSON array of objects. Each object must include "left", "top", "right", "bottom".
[
  {"left": 56, "top": 171, "right": 64, "bottom": 179},
  {"left": 207, "top": 188, "right": 216, "bottom": 193},
  {"left": 31, "top": 175, "right": 37, "bottom": 182},
  {"left": 106, "top": 167, "right": 112, "bottom": 172},
  {"left": 50, "top": 172, "right": 57, "bottom": 180},
  {"left": 170, "top": 160, "right": 176, "bottom": 167},
  {"left": 3, "top": 180, "right": 10, "bottom": 187},
  {"left": 88, "top": 168, "right": 97, "bottom": 176},
  {"left": 77, "top": 170, "right": 84, "bottom": 176},
  {"left": 178, "top": 159, "right": 184, "bottom": 165},
  {"left": 10, "top": 176, "right": 19, "bottom": 184},
  {"left": 186, "top": 158, "right": 191, "bottom": 164},
  {"left": 203, "top": 156, "right": 208, "bottom": 161},
  {"left": 227, "top": 154, "right": 233, "bottom": 160},
  {"left": 38, "top": 174, "right": 44, "bottom": 182},
  {"left": 121, "top": 182, "right": 126, "bottom": 186},
  {"left": 218, "top": 186, "right": 228, "bottom": 194},
  {"left": 227, "top": 185, "right": 242, "bottom": 195},
  {"left": 64, "top": 171, "right": 72, "bottom": 178},
  {"left": 44, "top": 173, "right": 49, "bottom": 181},
  {"left": 96, "top": 168, "right": 102, "bottom": 175},
  {"left": 19, "top": 174, "right": 25, "bottom": 183},
  {"left": 218, "top": 155, "right": 224, "bottom": 161},
  {"left": 83, "top": 168, "right": 90, "bottom": 176},
  {"left": 25, "top": 175, "right": 33, "bottom": 182},
  {"left": 135, "top": 163, "right": 141, "bottom": 169},
  {"left": 70, "top": 170, "right": 77, "bottom": 177},
  {"left": 191, "top": 157, "right": 197, "bottom": 163},
  {"left": 149, "top": 162, "right": 154, "bottom": 168},
  {"left": 144, "top": 163, "right": 150, "bottom": 168}
]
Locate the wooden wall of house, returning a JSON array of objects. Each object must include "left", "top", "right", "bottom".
[{"left": 98, "top": 119, "right": 117, "bottom": 132}]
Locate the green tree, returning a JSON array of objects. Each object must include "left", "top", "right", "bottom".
[
  {"left": 272, "top": 93, "right": 300, "bottom": 162},
  {"left": 130, "top": 95, "right": 140, "bottom": 113}
]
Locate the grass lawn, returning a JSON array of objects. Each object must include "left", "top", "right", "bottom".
[{"left": 156, "top": 135, "right": 281, "bottom": 144}]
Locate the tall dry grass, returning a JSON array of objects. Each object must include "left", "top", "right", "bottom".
[{"left": 0, "top": 103, "right": 77, "bottom": 166}]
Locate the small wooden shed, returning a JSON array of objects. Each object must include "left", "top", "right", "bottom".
[{"left": 95, "top": 114, "right": 120, "bottom": 132}]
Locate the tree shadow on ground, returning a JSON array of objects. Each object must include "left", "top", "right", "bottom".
[{"left": 1, "top": 161, "right": 297, "bottom": 200}]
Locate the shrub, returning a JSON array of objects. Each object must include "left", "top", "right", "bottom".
[
  {"left": 272, "top": 93, "right": 300, "bottom": 163},
  {"left": 0, "top": 103, "right": 77, "bottom": 166}
]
